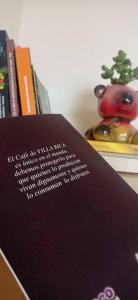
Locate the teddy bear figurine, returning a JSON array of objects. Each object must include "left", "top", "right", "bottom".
[{"left": 85, "top": 50, "right": 138, "bottom": 144}]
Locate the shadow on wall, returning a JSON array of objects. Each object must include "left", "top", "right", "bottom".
[{"left": 71, "top": 89, "right": 100, "bottom": 136}]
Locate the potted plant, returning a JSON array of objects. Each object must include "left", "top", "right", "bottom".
[{"left": 86, "top": 50, "right": 138, "bottom": 144}]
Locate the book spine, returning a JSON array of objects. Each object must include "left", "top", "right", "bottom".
[
  {"left": 6, "top": 39, "right": 19, "bottom": 117},
  {"left": 15, "top": 47, "right": 37, "bottom": 115},
  {"left": 35, "top": 72, "right": 51, "bottom": 114},
  {"left": 31, "top": 67, "right": 40, "bottom": 114},
  {"left": 0, "top": 30, "right": 10, "bottom": 118}
]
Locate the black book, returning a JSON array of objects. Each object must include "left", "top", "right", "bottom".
[
  {"left": 0, "top": 30, "right": 10, "bottom": 118},
  {"left": 0, "top": 115, "right": 138, "bottom": 300}
]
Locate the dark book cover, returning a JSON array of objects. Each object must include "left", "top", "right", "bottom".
[
  {"left": 6, "top": 39, "right": 20, "bottom": 117},
  {"left": 0, "top": 114, "right": 138, "bottom": 300},
  {"left": 0, "top": 30, "right": 10, "bottom": 118}
]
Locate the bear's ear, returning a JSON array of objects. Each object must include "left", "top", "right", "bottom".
[{"left": 94, "top": 85, "right": 106, "bottom": 98}]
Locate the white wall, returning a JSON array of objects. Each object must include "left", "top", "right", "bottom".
[
  {"left": 19, "top": 0, "right": 138, "bottom": 134},
  {"left": 0, "top": 0, "right": 23, "bottom": 42}
]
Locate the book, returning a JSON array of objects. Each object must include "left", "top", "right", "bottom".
[
  {"left": 0, "top": 30, "right": 10, "bottom": 118},
  {"left": 15, "top": 47, "right": 37, "bottom": 115},
  {"left": 88, "top": 139, "right": 138, "bottom": 155},
  {"left": 6, "top": 39, "right": 19, "bottom": 117},
  {"left": 31, "top": 66, "right": 40, "bottom": 114},
  {"left": 97, "top": 151, "right": 138, "bottom": 173},
  {"left": 0, "top": 114, "right": 138, "bottom": 300},
  {"left": 33, "top": 70, "right": 51, "bottom": 114},
  {"left": 87, "top": 140, "right": 138, "bottom": 173}
]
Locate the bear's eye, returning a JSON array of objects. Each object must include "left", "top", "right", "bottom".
[
  {"left": 94, "top": 85, "right": 106, "bottom": 98},
  {"left": 121, "top": 93, "right": 134, "bottom": 105}
]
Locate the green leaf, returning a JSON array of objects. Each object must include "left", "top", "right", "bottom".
[
  {"left": 101, "top": 72, "right": 110, "bottom": 79},
  {"left": 133, "top": 67, "right": 138, "bottom": 79},
  {"left": 101, "top": 65, "right": 109, "bottom": 72},
  {"left": 123, "top": 58, "right": 132, "bottom": 67},
  {"left": 101, "top": 50, "right": 138, "bottom": 84}
]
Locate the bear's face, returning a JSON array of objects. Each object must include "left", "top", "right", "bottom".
[{"left": 94, "top": 84, "right": 138, "bottom": 121}]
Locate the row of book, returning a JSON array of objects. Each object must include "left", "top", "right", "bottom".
[{"left": 0, "top": 30, "right": 51, "bottom": 117}]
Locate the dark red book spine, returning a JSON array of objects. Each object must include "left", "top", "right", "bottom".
[{"left": 6, "top": 39, "right": 19, "bottom": 116}]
